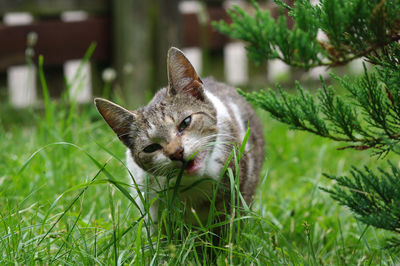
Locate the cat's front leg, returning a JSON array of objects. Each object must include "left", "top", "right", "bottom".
[
  {"left": 128, "top": 179, "right": 161, "bottom": 235},
  {"left": 125, "top": 150, "right": 155, "bottom": 228}
]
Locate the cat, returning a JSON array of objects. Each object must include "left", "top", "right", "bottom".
[{"left": 95, "top": 47, "right": 265, "bottom": 228}]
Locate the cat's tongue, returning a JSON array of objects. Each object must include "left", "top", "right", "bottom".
[{"left": 185, "top": 151, "right": 206, "bottom": 174}]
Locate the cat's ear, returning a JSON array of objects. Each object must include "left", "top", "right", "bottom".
[
  {"left": 94, "top": 98, "right": 136, "bottom": 147},
  {"left": 167, "top": 47, "right": 204, "bottom": 101}
]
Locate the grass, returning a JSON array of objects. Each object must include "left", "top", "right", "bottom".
[{"left": 1, "top": 62, "right": 399, "bottom": 264}]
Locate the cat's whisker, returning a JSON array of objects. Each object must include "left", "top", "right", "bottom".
[
  {"left": 192, "top": 141, "right": 231, "bottom": 153},
  {"left": 155, "top": 162, "right": 182, "bottom": 177},
  {"left": 147, "top": 161, "right": 170, "bottom": 175},
  {"left": 192, "top": 134, "right": 236, "bottom": 150},
  {"left": 190, "top": 133, "right": 236, "bottom": 149},
  {"left": 152, "top": 163, "right": 172, "bottom": 176},
  {"left": 203, "top": 132, "right": 236, "bottom": 140},
  {"left": 117, "top": 132, "right": 131, "bottom": 139}
]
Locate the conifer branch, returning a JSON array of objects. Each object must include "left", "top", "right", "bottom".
[
  {"left": 318, "top": 33, "right": 400, "bottom": 67},
  {"left": 213, "top": 0, "right": 400, "bottom": 69},
  {"left": 321, "top": 162, "right": 400, "bottom": 234},
  {"left": 214, "top": 0, "right": 400, "bottom": 245}
]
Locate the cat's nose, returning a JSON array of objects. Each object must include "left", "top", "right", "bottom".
[{"left": 169, "top": 146, "right": 184, "bottom": 161}]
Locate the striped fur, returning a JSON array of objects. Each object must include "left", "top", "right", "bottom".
[{"left": 95, "top": 47, "right": 265, "bottom": 226}]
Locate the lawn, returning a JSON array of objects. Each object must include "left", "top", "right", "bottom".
[{"left": 0, "top": 84, "right": 398, "bottom": 264}]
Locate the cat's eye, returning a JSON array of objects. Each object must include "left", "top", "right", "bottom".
[
  {"left": 178, "top": 116, "right": 192, "bottom": 132},
  {"left": 143, "top": 143, "right": 162, "bottom": 153}
]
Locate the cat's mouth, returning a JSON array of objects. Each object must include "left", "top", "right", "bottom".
[{"left": 185, "top": 150, "right": 207, "bottom": 175}]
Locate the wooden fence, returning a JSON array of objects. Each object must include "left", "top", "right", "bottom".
[
  {"left": 0, "top": 0, "right": 239, "bottom": 108},
  {"left": 0, "top": 0, "right": 361, "bottom": 108}
]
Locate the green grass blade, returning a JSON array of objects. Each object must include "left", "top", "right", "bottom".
[{"left": 38, "top": 55, "right": 53, "bottom": 129}]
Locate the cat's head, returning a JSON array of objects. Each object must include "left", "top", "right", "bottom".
[{"left": 95, "top": 47, "right": 217, "bottom": 176}]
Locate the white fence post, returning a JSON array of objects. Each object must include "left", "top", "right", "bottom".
[
  {"left": 4, "top": 13, "right": 37, "bottom": 108},
  {"left": 61, "top": 11, "right": 92, "bottom": 103},
  {"left": 179, "top": 1, "right": 203, "bottom": 76},
  {"left": 224, "top": 42, "right": 248, "bottom": 85}
]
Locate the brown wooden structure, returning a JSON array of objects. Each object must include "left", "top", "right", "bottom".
[{"left": 0, "top": 0, "right": 232, "bottom": 107}]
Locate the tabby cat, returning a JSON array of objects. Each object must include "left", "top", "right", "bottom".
[{"left": 95, "top": 47, "right": 264, "bottom": 227}]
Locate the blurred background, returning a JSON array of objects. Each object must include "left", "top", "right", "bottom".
[
  {"left": 1, "top": 2, "right": 392, "bottom": 263},
  {"left": 0, "top": 0, "right": 363, "bottom": 110}
]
